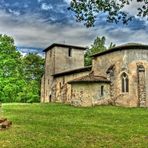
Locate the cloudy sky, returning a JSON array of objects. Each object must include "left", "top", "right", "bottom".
[{"left": 0, "top": 0, "right": 147, "bottom": 53}]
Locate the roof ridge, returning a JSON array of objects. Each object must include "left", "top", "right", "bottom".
[
  {"left": 43, "top": 43, "right": 87, "bottom": 52},
  {"left": 92, "top": 43, "right": 148, "bottom": 57}
]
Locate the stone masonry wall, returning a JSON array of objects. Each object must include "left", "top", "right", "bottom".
[
  {"left": 71, "top": 83, "right": 110, "bottom": 107},
  {"left": 41, "top": 45, "right": 85, "bottom": 103},
  {"left": 92, "top": 49, "right": 148, "bottom": 107},
  {"left": 54, "top": 71, "right": 90, "bottom": 103},
  {"left": 54, "top": 47, "right": 84, "bottom": 74}
]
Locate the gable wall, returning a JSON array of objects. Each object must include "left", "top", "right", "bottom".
[
  {"left": 54, "top": 71, "right": 90, "bottom": 103},
  {"left": 71, "top": 83, "right": 110, "bottom": 107}
]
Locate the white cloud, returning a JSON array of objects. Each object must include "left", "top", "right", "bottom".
[
  {"left": 8, "top": 9, "right": 20, "bottom": 16},
  {"left": 0, "top": 9, "right": 147, "bottom": 51},
  {"left": 122, "top": 0, "right": 144, "bottom": 15},
  {"left": 41, "top": 3, "right": 53, "bottom": 10},
  {"left": 64, "top": 0, "right": 71, "bottom": 4}
]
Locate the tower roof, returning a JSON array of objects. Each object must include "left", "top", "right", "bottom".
[{"left": 43, "top": 43, "right": 87, "bottom": 52}]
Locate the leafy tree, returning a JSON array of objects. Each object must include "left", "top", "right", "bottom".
[
  {"left": 21, "top": 53, "right": 44, "bottom": 103},
  {"left": 85, "top": 36, "right": 115, "bottom": 66},
  {"left": 0, "top": 34, "right": 22, "bottom": 102},
  {"left": 0, "top": 34, "right": 44, "bottom": 103},
  {"left": 22, "top": 53, "right": 44, "bottom": 82},
  {"left": 69, "top": 0, "right": 148, "bottom": 27}
]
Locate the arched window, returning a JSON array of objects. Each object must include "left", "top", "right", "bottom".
[
  {"left": 106, "top": 65, "right": 115, "bottom": 98},
  {"left": 106, "top": 65, "right": 115, "bottom": 80},
  {"left": 121, "top": 72, "right": 129, "bottom": 93},
  {"left": 137, "top": 65, "right": 145, "bottom": 73}
]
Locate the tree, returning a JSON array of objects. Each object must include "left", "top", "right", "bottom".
[
  {"left": 0, "top": 34, "right": 45, "bottom": 103},
  {"left": 22, "top": 53, "right": 44, "bottom": 82},
  {"left": 21, "top": 53, "right": 44, "bottom": 103},
  {"left": 69, "top": 0, "right": 148, "bottom": 27},
  {"left": 84, "top": 36, "right": 115, "bottom": 66},
  {"left": 0, "top": 34, "right": 22, "bottom": 102}
]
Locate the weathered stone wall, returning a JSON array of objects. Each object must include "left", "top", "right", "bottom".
[
  {"left": 92, "top": 49, "right": 148, "bottom": 107},
  {"left": 71, "top": 83, "right": 110, "bottom": 107},
  {"left": 41, "top": 49, "right": 55, "bottom": 103},
  {"left": 54, "top": 71, "right": 90, "bottom": 103},
  {"left": 54, "top": 47, "right": 84, "bottom": 74}
]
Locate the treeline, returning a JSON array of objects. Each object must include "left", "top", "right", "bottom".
[{"left": 0, "top": 34, "right": 44, "bottom": 103}]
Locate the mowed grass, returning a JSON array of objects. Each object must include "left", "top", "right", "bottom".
[{"left": 0, "top": 103, "right": 148, "bottom": 148}]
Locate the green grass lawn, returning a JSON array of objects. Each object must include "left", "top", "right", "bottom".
[{"left": 0, "top": 103, "right": 148, "bottom": 148}]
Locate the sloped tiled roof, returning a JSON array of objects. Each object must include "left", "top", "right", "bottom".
[
  {"left": 43, "top": 43, "right": 87, "bottom": 52},
  {"left": 53, "top": 66, "right": 92, "bottom": 77},
  {"left": 68, "top": 74, "right": 110, "bottom": 84}
]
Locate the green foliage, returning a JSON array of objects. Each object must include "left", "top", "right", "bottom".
[
  {"left": 69, "top": 0, "right": 148, "bottom": 27},
  {"left": 0, "top": 103, "right": 148, "bottom": 147},
  {"left": 21, "top": 53, "right": 44, "bottom": 103},
  {"left": 84, "top": 36, "right": 115, "bottom": 66},
  {"left": 22, "top": 53, "right": 44, "bottom": 82},
  {"left": 0, "top": 34, "right": 44, "bottom": 103}
]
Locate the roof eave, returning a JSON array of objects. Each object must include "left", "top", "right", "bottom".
[
  {"left": 43, "top": 43, "right": 87, "bottom": 52},
  {"left": 68, "top": 80, "right": 111, "bottom": 84},
  {"left": 52, "top": 66, "right": 92, "bottom": 77},
  {"left": 91, "top": 44, "right": 148, "bottom": 57}
]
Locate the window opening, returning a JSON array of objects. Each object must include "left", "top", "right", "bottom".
[
  {"left": 68, "top": 48, "right": 72, "bottom": 57},
  {"left": 101, "top": 85, "right": 104, "bottom": 96},
  {"left": 121, "top": 72, "right": 129, "bottom": 93}
]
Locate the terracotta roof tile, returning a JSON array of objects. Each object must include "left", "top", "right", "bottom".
[
  {"left": 68, "top": 74, "right": 110, "bottom": 84},
  {"left": 53, "top": 66, "right": 92, "bottom": 77}
]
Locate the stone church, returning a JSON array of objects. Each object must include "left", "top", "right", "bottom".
[{"left": 41, "top": 43, "right": 148, "bottom": 107}]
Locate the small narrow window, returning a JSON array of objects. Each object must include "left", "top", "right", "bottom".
[
  {"left": 101, "top": 86, "right": 104, "bottom": 96},
  {"left": 49, "top": 95, "right": 51, "bottom": 102},
  {"left": 59, "top": 82, "right": 61, "bottom": 93},
  {"left": 121, "top": 72, "right": 129, "bottom": 93},
  {"left": 68, "top": 48, "right": 72, "bottom": 57},
  {"left": 59, "top": 82, "right": 61, "bottom": 89}
]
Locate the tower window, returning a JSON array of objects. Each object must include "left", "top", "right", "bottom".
[
  {"left": 121, "top": 72, "right": 129, "bottom": 93},
  {"left": 101, "top": 85, "right": 104, "bottom": 96},
  {"left": 68, "top": 48, "right": 72, "bottom": 57}
]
